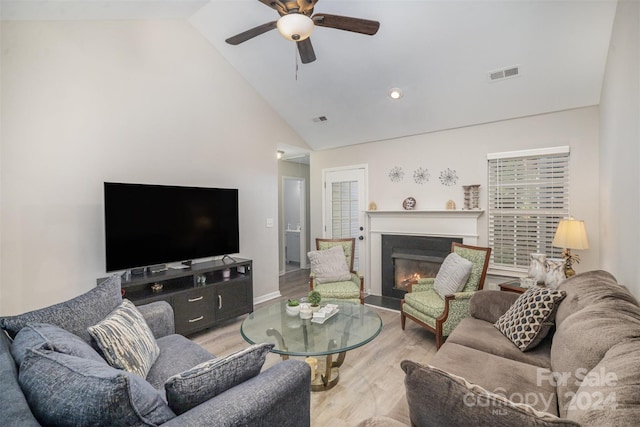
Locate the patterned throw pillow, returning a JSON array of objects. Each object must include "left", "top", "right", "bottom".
[
  {"left": 433, "top": 253, "right": 473, "bottom": 299},
  {"left": 88, "top": 299, "right": 160, "bottom": 378},
  {"left": 495, "top": 287, "right": 566, "bottom": 351},
  {"left": 308, "top": 245, "right": 352, "bottom": 284},
  {"left": 164, "top": 343, "right": 274, "bottom": 415}
]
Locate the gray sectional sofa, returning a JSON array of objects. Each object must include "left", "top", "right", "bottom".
[
  {"left": 409, "top": 270, "right": 640, "bottom": 426},
  {"left": 0, "top": 275, "right": 311, "bottom": 426},
  {"left": 362, "top": 270, "right": 640, "bottom": 427}
]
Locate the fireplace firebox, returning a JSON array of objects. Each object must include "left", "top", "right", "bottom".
[{"left": 382, "top": 235, "right": 462, "bottom": 300}]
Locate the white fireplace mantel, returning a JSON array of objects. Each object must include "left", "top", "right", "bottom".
[{"left": 365, "top": 210, "right": 484, "bottom": 296}]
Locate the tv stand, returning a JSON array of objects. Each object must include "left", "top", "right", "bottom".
[{"left": 99, "top": 258, "right": 253, "bottom": 336}]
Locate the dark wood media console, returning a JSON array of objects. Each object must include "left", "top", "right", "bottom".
[{"left": 98, "top": 258, "right": 253, "bottom": 335}]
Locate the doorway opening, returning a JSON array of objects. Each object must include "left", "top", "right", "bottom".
[{"left": 282, "top": 176, "right": 307, "bottom": 273}]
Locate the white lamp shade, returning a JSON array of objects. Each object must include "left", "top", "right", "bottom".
[
  {"left": 552, "top": 218, "right": 589, "bottom": 250},
  {"left": 277, "top": 13, "right": 314, "bottom": 41}
]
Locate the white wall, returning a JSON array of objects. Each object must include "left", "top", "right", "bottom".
[
  {"left": 599, "top": 0, "right": 640, "bottom": 295},
  {"left": 0, "top": 20, "right": 308, "bottom": 314},
  {"left": 311, "top": 107, "right": 601, "bottom": 276}
]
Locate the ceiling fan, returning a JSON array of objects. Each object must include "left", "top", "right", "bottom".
[{"left": 225, "top": 0, "right": 380, "bottom": 64}]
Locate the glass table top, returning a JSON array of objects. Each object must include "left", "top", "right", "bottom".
[{"left": 241, "top": 301, "right": 383, "bottom": 357}]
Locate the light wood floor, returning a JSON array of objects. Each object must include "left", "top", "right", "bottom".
[{"left": 190, "top": 269, "right": 438, "bottom": 427}]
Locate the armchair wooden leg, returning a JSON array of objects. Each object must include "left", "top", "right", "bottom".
[
  {"left": 400, "top": 300, "right": 406, "bottom": 330},
  {"left": 435, "top": 321, "right": 446, "bottom": 349}
]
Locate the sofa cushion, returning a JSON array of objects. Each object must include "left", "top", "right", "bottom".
[
  {"left": 433, "top": 252, "right": 473, "bottom": 299},
  {"left": 401, "top": 360, "right": 578, "bottom": 426},
  {"left": 403, "top": 288, "right": 445, "bottom": 319},
  {"left": 470, "top": 290, "right": 520, "bottom": 323},
  {"left": 495, "top": 287, "right": 566, "bottom": 351},
  {"left": 550, "top": 298, "right": 640, "bottom": 418},
  {"left": 0, "top": 275, "right": 122, "bottom": 344},
  {"left": 314, "top": 275, "right": 361, "bottom": 299},
  {"left": 554, "top": 270, "right": 637, "bottom": 328},
  {"left": 0, "top": 331, "right": 41, "bottom": 426},
  {"left": 308, "top": 245, "right": 352, "bottom": 284},
  {"left": 11, "top": 322, "right": 105, "bottom": 366},
  {"left": 429, "top": 342, "right": 559, "bottom": 415},
  {"left": 164, "top": 343, "right": 274, "bottom": 415},
  {"left": 88, "top": 299, "right": 160, "bottom": 378},
  {"left": 565, "top": 338, "right": 640, "bottom": 425},
  {"left": 19, "top": 346, "right": 175, "bottom": 426},
  {"left": 446, "top": 317, "right": 552, "bottom": 369},
  {"left": 146, "top": 334, "right": 215, "bottom": 391}
]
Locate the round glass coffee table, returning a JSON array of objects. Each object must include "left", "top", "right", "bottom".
[{"left": 241, "top": 301, "right": 382, "bottom": 391}]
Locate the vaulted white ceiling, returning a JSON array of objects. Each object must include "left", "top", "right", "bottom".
[{"left": 1, "top": 0, "right": 618, "bottom": 153}]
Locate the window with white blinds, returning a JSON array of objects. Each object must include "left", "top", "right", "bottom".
[
  {"left": 487, "top": 147, "right": 570, "bottom": 272},
  {"left": 331, "top": 181, "right": 360, "bottom": 270}
]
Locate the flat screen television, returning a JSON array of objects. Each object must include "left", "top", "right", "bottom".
[{"left": 104, "top": 182, "right": 239, "bottom": 272}]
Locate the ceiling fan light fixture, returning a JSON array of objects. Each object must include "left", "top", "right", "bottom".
[
  {"left": 277, "top": 13, "right": 314, "bottom": 41},
  {"left": 389, "top": 88, "right": 403, "bottom": 100}
]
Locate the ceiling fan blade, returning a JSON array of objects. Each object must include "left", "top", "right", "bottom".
[
  {"left": 225, "top": 21, "right": 278, "bottom": 45},
  {"left": 312, "top": 13, "right": 380, "bottom": 36},
  {"left": 297, "top": 38, "right": 316, "bottom": 64}
]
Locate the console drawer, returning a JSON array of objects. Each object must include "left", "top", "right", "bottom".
[{"left": 173, "top": 287, "right": 215, "bottom": 335}]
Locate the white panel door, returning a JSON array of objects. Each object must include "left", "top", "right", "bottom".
[{"left": 323, "top": 167, "right": 367, "bottom": 274}]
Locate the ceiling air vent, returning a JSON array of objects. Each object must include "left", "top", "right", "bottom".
[
  {"left": 312, "top": 116, "right": 328, "bottom": 123},
  {"left": 488, "top": 65, "right": 520, "bottom": 82}
]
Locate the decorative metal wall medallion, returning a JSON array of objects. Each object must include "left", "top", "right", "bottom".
[
  {"left": 439, "top": 168, "right": 458, "bottom": 186},
  {"left": 413, "top": 167, "right": 430, "bottom": 184},
  {"left": 402, "top": 197, "right": 417, "bottom": 210},
  {"left": 388, "top": 166, "right": 405, "bottom": 183}
]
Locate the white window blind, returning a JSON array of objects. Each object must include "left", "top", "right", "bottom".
[
  {"left": 331, "top": 181, "right": 360, "bottom": 270},
  {"left": 487, "top": 147, "right": 570, "bottom": 272}
]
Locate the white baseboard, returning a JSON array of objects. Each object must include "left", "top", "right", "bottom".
[{"left": 253, "top": 291, "right": 281, "bottom": 305}]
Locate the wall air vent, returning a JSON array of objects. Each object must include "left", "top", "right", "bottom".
[
  {"left": 312, "top": 116, "right": 328, "bottom": 123},
  {"left": 488, "top": 65, "right": 520, "bottom": 82}
]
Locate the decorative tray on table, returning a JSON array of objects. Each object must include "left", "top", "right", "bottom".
[{"left": 311, "top": 304, "right": 339, "bottom": 324}]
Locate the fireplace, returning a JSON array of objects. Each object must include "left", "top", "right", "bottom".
[{"left": 382, "top": 235, "right": 462, "bottom": 300}]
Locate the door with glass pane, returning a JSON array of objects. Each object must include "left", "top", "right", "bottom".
[{"left": 323, "top": 167, "right": 367, "bottom": 273}]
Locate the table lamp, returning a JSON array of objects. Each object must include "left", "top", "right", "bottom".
[{"left": 552, "top": 217, "right": 589, "bottom": 277}]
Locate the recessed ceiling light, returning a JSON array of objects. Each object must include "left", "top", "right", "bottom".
[{"left": 389, "top": 88, "right": 403, "bottom": 100}]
